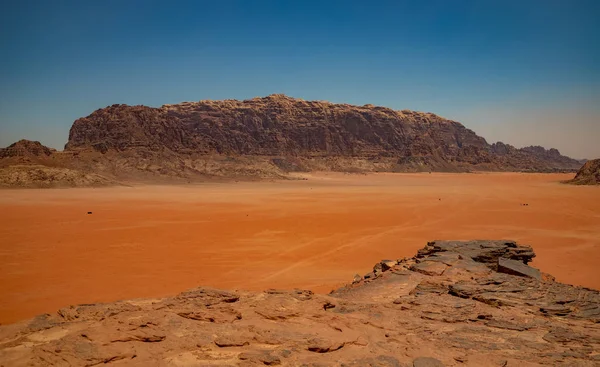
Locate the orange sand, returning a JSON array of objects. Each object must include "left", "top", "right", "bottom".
[{"left": 0, "top": 172, "right": 599, "bottom": 324}]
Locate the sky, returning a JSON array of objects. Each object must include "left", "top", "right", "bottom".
[{"left": 1, "top": 0, "right": 598, "bottom": 158}]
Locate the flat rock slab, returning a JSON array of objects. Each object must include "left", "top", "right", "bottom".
[
  {"left": 498, "top": 257, "right": 541, "bottom": 280},
  {"left": 426, "top": 252, "right": 461, "bottom": 265},
  {"left": 334, "top": 270, "right": 424, "bottom": 302},
  {"left": 410, "top": 261, "right": 448, "bottom": 276}
]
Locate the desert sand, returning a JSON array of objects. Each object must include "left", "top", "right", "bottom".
[{"left": 0, "top": 172, "right": 598, "bottom": 324}]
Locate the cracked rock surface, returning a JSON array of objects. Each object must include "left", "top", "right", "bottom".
[{"left": 1, "top": 240, "right": 599, "bottom": 366}]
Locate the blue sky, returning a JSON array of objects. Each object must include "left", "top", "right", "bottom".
[{"left": 1, "top": 0, "right": 598, "bottom": 158}]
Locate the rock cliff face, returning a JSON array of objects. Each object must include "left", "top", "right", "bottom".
[
  {"left": 65, "top": 95, "right": 580, "bottom": 173},
  {"left": 568, "top": 159, "right": 600, "bottom": 185},
  {"left": 1, "top": 240, "right": 599, "bottom": 366},
  {"left": 66, "top": 95, "right": 491, "bottom": 161}
]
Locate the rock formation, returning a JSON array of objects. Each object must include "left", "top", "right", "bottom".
[
  {"left": 1, "top": 240, "right": 599, "bottom": 366},
  {"left": 0, "top": 96, "right": 584, "bottom": 186},
  {"left": 567, "top": 159, "right": 600, "bottom": 185}
]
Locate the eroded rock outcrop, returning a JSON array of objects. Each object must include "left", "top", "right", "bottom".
[
  {"left": 567, "top": 158, "right": 600, "bottom": 185},
  {"left": 0, "top": 165, "right": 113, "bottom": 188},
  {"left": 1, "top": 240, "right": 599, "bottom": 366},
  {"left": 0, "top": 140, "right": 114, "bottom": 187}
]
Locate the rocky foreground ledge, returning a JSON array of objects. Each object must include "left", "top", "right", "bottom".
[{"left": 1, "top": 241, "right": 599, "bottom": 367}]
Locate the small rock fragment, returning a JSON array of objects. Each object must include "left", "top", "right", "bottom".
[
  {"left": 323, "top": 301, "right": 336, "bottom": 310},
  {"left": 214, "top": 334, "right": 251, "bottom": 347},
  {"left": 413, "top": 356, "right": 445, "bottom": 367},
  {"left": 238, "top": 350, "right": 281, "bottom": 365},
  {"left": 307, "top": 338, "right": 344, "bottom": 353}
]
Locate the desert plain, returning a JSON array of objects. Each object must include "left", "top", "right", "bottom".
[{"left": 0, "top": 172, "right": 599, "bottom": 325}]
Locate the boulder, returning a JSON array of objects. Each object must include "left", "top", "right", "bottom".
[{"left": 380, "top": 260, "right": 397, "bottom": 271}]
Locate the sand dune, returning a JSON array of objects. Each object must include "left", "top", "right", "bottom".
[{"left": 0, "top": 172, "right": 598, "bottom": 324}]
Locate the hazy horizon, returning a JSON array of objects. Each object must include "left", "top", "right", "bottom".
[{"left": 1, "top": 1, "right": 599, "bottom": 159}]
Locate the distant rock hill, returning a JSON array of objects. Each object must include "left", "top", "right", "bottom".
[
  {"left": 0, "top": 139, "right": 54, "bottom": 159},
  {"left": 567, "top": 159, "right": 600, "bottom": 185},
  {"left": 0, "top": 140, "right": 112, "bottom": 188},
  {"left": 0, "top": 95, "right": 585, "bottom": 186}
]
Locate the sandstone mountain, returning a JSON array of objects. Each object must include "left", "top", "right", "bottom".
[
  {"left": 65, "top": 95, "right": 580, "bottom": 172},
  {"left": 567, "top": 159, "right": 600, "bottom": 185},
  {"left": 1, "top": 240, "right": 599, "bottom": 366},
  {"left": 0, "top": 95, "right": 584, "bottom": 186}
]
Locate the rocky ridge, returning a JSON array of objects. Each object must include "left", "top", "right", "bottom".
[
  {"left": 567, "top": 159, "right": 600, "bottom": 185},
  {"left": 1, "top": 240, "right": 599, "bottom": 366}
]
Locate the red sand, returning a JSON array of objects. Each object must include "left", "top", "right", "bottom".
[{"left": 0, "top": 172, "right": 599, "bottom": 324}]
